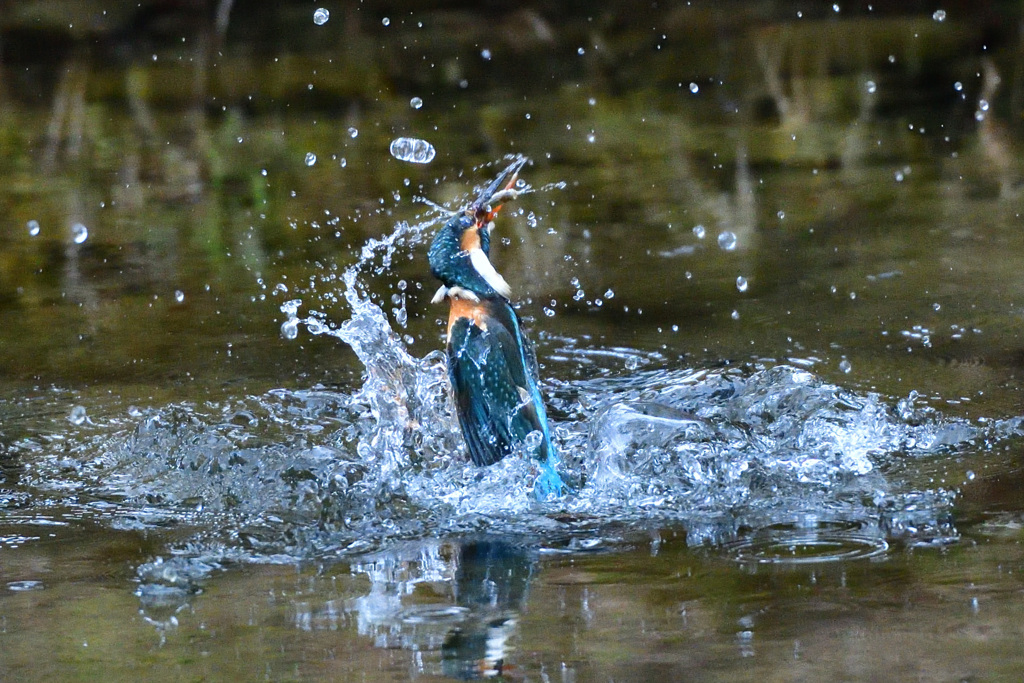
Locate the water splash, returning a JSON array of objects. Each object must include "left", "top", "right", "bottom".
[
  {"left": 389, "top": 137, "right": 436, "bottom": 164},
  {"left": 7, "top": 159, "right": 1022, "bottom": 612}
]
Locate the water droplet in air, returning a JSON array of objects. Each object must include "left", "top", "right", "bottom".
[
  {"left": 932, "top": 9, "right": 946, "bottom": 22},
  {"left": 382, "top": 17, "right": 390, "bottom": 26},
  {"left": 587, "top": 132, "right": 596, "bottom": 143},
  {"left": 954, "top": 81, "right": 963, "bottom": 92},
  {"left": 69, "top": 405, "right": 87, "bottom": 425},
  {"left": 625, "top": 355, "right": 640, "bottom": 370},
  {"left": 833, "top": 3, "right": 840, "bottom": 12},
  {"left": 588, "top": 97, "right": 597, "bottom": 106},
  {"left": 718, "top": 231, "right": 737, "bottom": 251},
  {"left": 979, "top": 99, "right": 989, "bottom": 112},
  {"left": 71, "top": 223, "right": 88, "bottom": 244},
  {"left": 389, "top": 137, "right": 436, "bottom": 164},
  {"left": 777, "top": 210, "right": 786, "bottom": 220},
  {"left": 577, "top": 47, "right": 585, "bottom": 55},
  {"left": 932, "top": 302, "right": 941, "bottom": 311},
  {"left": 410, "top": 96, "right": 423, "bottom": 109},
  {"left": 481, "top": 48, "right": 492, "bottom": 60},
  {"left": 304, "top": 153, "right": 317, "bottom": 166},
  {"left": 689, "top": 82, "right": 699, "bottom": 94},
  {"left": 347, "top": 127, "right": 359, "bottom": 138},
  {"left": 281, "top": 319, "right": 299, "bottom": 340},
  {"left": 894, "top": 170, "right": 905, "bottom": 182},
  {"left": 966, "top": 470, "right": 976, "bottom": 481},
  {"left": 339, "top": 158, "right": 347, "bottom": 168},
  {"left": 865, "top": 80, "right": 877, "bottom": 94},
  {"left": 27, "top": 220, "right": 40, "bottom": 236},
  {"left": 731, "top": 309, "right": 740, "bottom": 320},
  {"left": 174, "top": 290, "right": 185, "bottom": 303},
  {"left": 839, "top": 359, "right": 852, "bottom": 374},
  {"left": 604, "top": 289, "right": 615, "bottom": 299},
  {"left": 693, "top": 224, "right": 706, "bottom": 239},
  {"left": 313, "top": 8, "right": 329, "bottom": 25},
  {"left": 736, "top": 276, "right": 748, "bottom": 292}
]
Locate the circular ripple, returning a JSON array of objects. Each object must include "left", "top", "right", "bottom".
[{"left": 724, "top": 525, "right": 888, "bottom": 565}]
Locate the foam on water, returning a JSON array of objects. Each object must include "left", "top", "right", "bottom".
[{"left": 6, "top": 158, "right": 1023, "bottom": 621}]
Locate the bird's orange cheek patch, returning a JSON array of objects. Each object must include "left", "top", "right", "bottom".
[{"left": 459, "top": 226, "right": 482, "bottom": 252}]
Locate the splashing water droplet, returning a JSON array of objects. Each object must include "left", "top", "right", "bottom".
[
  {"left": 954, "top": 81, "right": 963, "bottom": 92},
  {"left": 382, "top": 17, "right": 390, "bottom": 26},
  {"left": 347, "top": 127, "right": 359, "bottom": 139},
  {"left": 281, "top": 319, "right": 299, "bottom": 340},
  {"left": 27, "top": 220, "right": 40, "bottom": 237},
  {"left": 481, "top": 48, "right": 492, "bottom": 60},
  {"left": 577, "top": 47, "right": 585, "bottom": 55},
  {"left": 313, "top": 8, "right": 329, "bottom": 25},
  {"left": 932, "top": 9, "right": 946, "bottom": 22},
  {"left": 339, "top": 158, "right": 347, "bottom": 168},
  {"left": 304, "top": 153, "right": 317, "bottom": 166},
  {"left": 174, "top": 290, "right": 185, "bottom": 303},
  {"left": 865, "top": 80, "right": 877, "bottom": 94},
  {"left": 839, "top": 359, "right": 852, "bottom": 374},
  {"left": 389, "top": 137, "right": 436, "bottom": 164},
  {"left": 689, "top": 82, "right": 699, "bottom": 94},
  {"left": 69, "top": 405, "right": 87, "bottom": 425},
  {"left": 736, "top": 276, "right": 748, "bottom": 292},
  {"left": 410, "top": 97, "right": 423, "bottom": 110},
  {"left": 718, "top": 231, "right": 737, "bottom": 251},
  {"left": 72, "top": 223, "right": 88, "bottom": 244},
  {"left": 693, "top": 224, "right": 706, "bottom": 239}
]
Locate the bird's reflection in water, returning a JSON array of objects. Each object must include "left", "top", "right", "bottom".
[{"left": 346, "top": 537, "right": 535, "bottom": 679}]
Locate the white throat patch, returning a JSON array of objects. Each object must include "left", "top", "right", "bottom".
[{"left": 468, "top": 248, "right": 512, "bottom": 299}]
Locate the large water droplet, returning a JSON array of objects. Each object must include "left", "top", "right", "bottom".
[
  {"left": 932, "top": 9, "right": 946, "bottom": 22},
  {"left": 347, "top": 127, "right": 359, "bottom": 139},
  {"left": 389, "top": 137, "right": 436, "bottom": 164},
  {"left": 865, "top": 80, "right": 877, "bottom": 94},
  {"left": 281, "top": 319, "right": 299, "bottom": 340},
  {"left": 382, "top": 17, "right": 390, "bottom": 26},
  {"left": 839, "top": 359, "right": 852, "bottom": 374},
  {"left": 409, "top": 97, "right": 423, "bottom": 110},
  {"left": 313, "top": 8, "right": 329, "bottom": 25},
  {"left": 69, "top": 405, "right": 87, "bottom": 425},
  {"left": 736, "top": 276, "right": 748, "bottom": 292},
  {"left": 693, "top": 224, "right": 706, "bottom": 239},
  {"left": 71, "top": 223, "right": 89, "bottom": 244},
  {"left": 718, "top": 231, "right": 737, "bottom": 251},
  {"left": 174, "top": 290, "right": 185, "bottom": 303},
  {"left": 27, "top": 220, "right": 40, "bottom": 237},
  {"left": 304, "top": 152, "right": 317, "bottom": 166},
  {"left": 481, "top": 48, "right": 492, "bottom": 60},
  {"left": 689, "top": 82, "right": 699, "bottom": 94}
]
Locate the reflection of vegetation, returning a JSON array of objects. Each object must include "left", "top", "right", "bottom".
[{"left": 0, "top": 1, "right": 1023, "bottom": 401}]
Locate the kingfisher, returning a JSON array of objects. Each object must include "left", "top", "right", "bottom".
[{"left": 428, "top": 157, "right": 567, "bottom": 499}]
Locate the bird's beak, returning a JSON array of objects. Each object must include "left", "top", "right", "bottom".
[{"left": 473, "top": 156, "right": 528, "bottom": 225}]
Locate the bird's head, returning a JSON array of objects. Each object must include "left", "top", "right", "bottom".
[{"left": 428, "top": 157, "right": 527, "bottom": 302}]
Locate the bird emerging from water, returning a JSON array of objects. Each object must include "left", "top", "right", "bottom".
[{"left": 428, "top": 157, "right": 566, "bottom": 499}]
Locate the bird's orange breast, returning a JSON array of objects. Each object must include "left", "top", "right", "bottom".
[{"left": 447, "top": 297, "right": 489, "bottom": 341}]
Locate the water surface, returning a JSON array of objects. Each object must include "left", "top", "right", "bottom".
[{"left": 3, "top": 2, "right": 1024, "bottom": 680}]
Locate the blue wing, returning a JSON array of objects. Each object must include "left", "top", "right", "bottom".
[{"left": 447, "top": 301, "right": 565, "bottom": 497}]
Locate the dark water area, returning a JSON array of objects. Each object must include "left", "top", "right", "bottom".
[{"left": 4, "top": 1, "right": 1024, "bottom": 680}]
